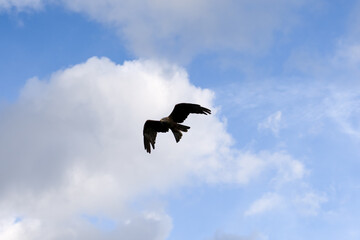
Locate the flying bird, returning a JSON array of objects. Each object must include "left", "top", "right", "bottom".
[{"left": 143, "top": 103, "right": 211, "bottom": 153}]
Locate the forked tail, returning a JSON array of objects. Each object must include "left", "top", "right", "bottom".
[
  {"left": 176, "top": 124, "right": 190, "bottom": 132},
  {"left": 171, "top": 124, "right": 190, "bottom": 142}
]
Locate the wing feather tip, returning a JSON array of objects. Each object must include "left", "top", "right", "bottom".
[{"left": 201, "top": 107, "right": 211, "bottom": 115}]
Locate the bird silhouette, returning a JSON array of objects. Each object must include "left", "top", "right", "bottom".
[{"left": 143, "top": 103, "right": 211, "bottom": 153}]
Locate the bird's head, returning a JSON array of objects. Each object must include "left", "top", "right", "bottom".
[{"left": 160, "top": 117, "right": 170, "bottom": 122}]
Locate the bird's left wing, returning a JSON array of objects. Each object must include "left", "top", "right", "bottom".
[
  {"left": 143, "top": 120, "right": 169, "bottom": 153},
  {"left": 168, "top": 103, "right": 211, "bottom": 123}
]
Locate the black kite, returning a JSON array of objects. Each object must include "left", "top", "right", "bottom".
[{"left": 143, "top": 103, "right": 211, "bottom": 153}]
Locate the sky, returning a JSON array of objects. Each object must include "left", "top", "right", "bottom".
[{"left": 1, "top": 0, "right": 360, "bottom": 239}]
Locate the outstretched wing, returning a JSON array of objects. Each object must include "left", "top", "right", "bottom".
[
  {"left": 143, "top": 120, "right": 169, "bottom": 153},
  {"left": 168, "top": 103, "right": 211, "bottom": 123}
]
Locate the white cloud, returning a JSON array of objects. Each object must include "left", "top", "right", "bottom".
[
  {"left": 0, "top": 57, "right": 216, "bottom": 239},
  {"left": 0, "top": 57, "right": 307, "bottom": 239},
  {"left": 245, "top": 192, "right": 283, "bottom": 216},
  {"left": 2, "top": 0, "right": 309, "bottom": 62},
  {"left": 0, "top": 218, "right": 41, "bottom": 240}
]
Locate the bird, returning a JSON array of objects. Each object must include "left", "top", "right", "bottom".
[{"left": 143, "top": 103, "right": 211, "bottom": 153}]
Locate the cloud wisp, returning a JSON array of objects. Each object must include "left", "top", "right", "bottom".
[
  {"left": 245, "top": 192, "right": 283, "bottom": 216},
  {"left": 0, "top": 0, "right": 44, "bottom": 12},
  {"left": 1, "top": 0, "right": 308, "bottom": 62},
  {"left": 258, "top": 111, "right": 283, "bottom": 136}
]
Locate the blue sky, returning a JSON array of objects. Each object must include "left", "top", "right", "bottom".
[{"left": 1, "top": 1, "right": 360, "bottom": 239}]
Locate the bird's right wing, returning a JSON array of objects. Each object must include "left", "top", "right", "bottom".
[{"left": 143, "top": 120, "right": 169, "bottom": 153}]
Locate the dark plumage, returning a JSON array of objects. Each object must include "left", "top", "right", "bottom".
[{"left": 143, "top": 103, "right": 211, "bottom": 153}]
